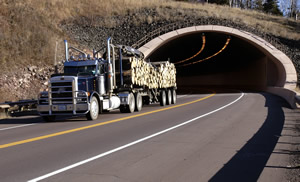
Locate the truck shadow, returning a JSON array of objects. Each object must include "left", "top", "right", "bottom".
[
  {"left": 0, "top": 116, "right": 43, "bottom": 125},
  {"left": 208, "top": 93, "right": 290, "bottom": 182},
  {"left": 0, "top": 115, "right": 84, "bottom": 124},
  {"left": 0, "top": 104, "right": 170, "bottom": 124}
]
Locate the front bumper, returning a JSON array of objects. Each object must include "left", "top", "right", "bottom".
[{"left": 37, "top": 103, "right": 89, "bottom": 116}]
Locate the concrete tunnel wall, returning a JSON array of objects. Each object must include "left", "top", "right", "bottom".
[{"left": 138, "top": 25, "right": 298, "bottom": 108}]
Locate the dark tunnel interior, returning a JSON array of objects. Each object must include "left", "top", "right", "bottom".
[{"left": 147, "top": 32, "right": 281, "bottom": 91}]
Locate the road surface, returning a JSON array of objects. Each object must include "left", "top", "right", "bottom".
[{"left": 0, "top": 90, "right": 298, "bottom": 182}]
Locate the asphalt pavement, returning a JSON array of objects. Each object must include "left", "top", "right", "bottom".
[{"left": 0, "top": 90, "right": 297, "bottom": 182}]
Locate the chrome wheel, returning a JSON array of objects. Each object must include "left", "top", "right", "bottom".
[
  {"left": 128, "top": 93, "right": 135, "bottom": 113},
  {"left": 166, "top": 89, "right": 172, "bottom": 105},
  {"left": 135, "top": 92, "right": 142, "bottom": 112},
  {"left": 160, "top": 90, "right": 166, "bottom": 106},
  {"left": 171, "top": 89, "right": 177, "bottom": 104},
  {"left": 86, "top": 96, "right": 99, "bottom": 120}
]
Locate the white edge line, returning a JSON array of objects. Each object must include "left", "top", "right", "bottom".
[
  {"left": 177, "top": 94, "right": 189, "bottom": 98},
  {"left": 28, "top": 92, "right": 244, "bottom": 182},
  {"left": 0, "top": 123, "right": 36, "bottom": 131}
]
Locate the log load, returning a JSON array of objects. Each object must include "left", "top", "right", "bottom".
[{"left": 121, "top": 57, "right": 176, "bottom": 89}]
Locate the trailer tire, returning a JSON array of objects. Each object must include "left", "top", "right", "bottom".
[
  {"left": 160, "top": 90, "right": 166, "bottom": 106},
  {"left": 135, "top": 92, "right": 142, "bottom": 112},
  {"left": 166, "top": 89, "right": 172, "bottom": 105},
  {"left": 86, "top": 96, "right": 99, "bottom": 120},
  {"left": 171, "top": 89, "right": 177, "bottom": 104},
  {"left": 42, "top": 116, "right": 56, "bottom": 122}
]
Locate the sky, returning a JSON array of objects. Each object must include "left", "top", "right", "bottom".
[{"left": 277, "top": 0, "right": 300, "bottom": 16}]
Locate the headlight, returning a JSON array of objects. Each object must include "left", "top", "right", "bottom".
[{"left": 77, "top": 92, "right": 87, "bottom": 98}]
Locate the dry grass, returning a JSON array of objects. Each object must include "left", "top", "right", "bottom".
[
  {"left": 25, "top": 0, "right": 168, "bottom": 22},
  {"left": 0, "top": 0, "right": 299, "bottom": 73},
  {"left": 162, "top": 1, "right": 300, "bottom": 39},
  {"left": 27, "top": 0, "right": 300, "bottom": 39}
]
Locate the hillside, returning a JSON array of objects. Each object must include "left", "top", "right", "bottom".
[{"left": 0, "top": 0, "right": 299, "bottom": 102}]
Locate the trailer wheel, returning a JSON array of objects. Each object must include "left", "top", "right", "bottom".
[
  {"left": 135, "top": 92, "right": 142, "bottom": 112},
  {"left": 160, "top": 90, "right": 166, "bottom": 106},
  {"left": 166, "top": 89, "right": 172, "bottom": 105},
  {"left": 86, "top": 96, "right": 99, "bottom": 120},
  {"left": 171, "top": 89, "right": 177, "bottom": 104},
  {"left": 42, "top": 116, "right": 56, "bottom": 122}
]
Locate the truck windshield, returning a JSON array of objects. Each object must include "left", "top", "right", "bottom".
[{"left": 64, "top": 66, "right": 97, "bottom": 75}]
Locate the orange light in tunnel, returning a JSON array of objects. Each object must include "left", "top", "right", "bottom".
[
  {"left": 174, "top": 35, "right": 206, "bottom": 65},
  {"left": 178, "top": 37, "right": 231, "bottom": 67}
]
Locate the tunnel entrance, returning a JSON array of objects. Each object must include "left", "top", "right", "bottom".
[
  {"left": 147, "top": 32, "right": 280, "bottom": 90},
  {"left": 138, "top": 25, "right": 297, "bottom": 107}
]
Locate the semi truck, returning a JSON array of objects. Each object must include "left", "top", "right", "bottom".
[{"left": 37, "top": 38, "right": 177, "bottom": 121}]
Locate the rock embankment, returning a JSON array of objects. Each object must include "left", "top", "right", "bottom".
[
  {"left": 0, "top": 65, "right": 55, "bottom": 102},
  {"left": 0, "top": 7, "right": 299, "bottom": 102}
]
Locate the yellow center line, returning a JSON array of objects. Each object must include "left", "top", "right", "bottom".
[{"left": 0, "top": 93, "right": 216, "bottom": 149}]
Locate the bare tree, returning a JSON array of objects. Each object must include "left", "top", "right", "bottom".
[
  {"left": 230, "top": 0, "right": 243, "bottom": 7},
  {"left": 243, "top": 0, "right": 253, "bottom": 9},
  {"left": 290, "top": 0, "right": 298, "bottom": 18},
  {"left": 229, "top": 0, "right": 233, "bottom": 7}
]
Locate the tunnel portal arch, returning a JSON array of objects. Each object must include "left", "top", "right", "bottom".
[{"left": 138, "top": 25, "right": 298, "bottom": 108}]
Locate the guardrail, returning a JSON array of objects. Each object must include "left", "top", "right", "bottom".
[
  {"left": 2, "top": 100, "right": 37, "bottom": 108},
  {"left": 0, "top": 100, "right": 38, "bottom": 118}
]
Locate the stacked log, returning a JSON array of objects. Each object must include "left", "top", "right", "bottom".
[{"left": 122, "top": 57, "right": 176, "bottom": 89}]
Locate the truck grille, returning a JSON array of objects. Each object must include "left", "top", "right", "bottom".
[{"left": 50, "top": 81, "right": 73, "bottom": 104}]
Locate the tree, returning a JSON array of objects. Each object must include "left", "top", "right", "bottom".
[
  {"left": 289, "top": 0, "right": 298, "bottom": 18},
  {"left": 254, "top": 0, "right": 264, "bottom": 11},
  {"left": 263, "top": 0, "right": 283, "bottom": 15},
  {"left": 245, "top": 0, "right": 253, "bottom": 9},
  {"left": 228, "top": 0, "right": 243, "bottom": 7},
  {"left": 209, "top": 0, "right": 229, "bottom": 5}
]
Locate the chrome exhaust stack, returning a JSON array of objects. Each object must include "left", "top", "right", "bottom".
[
  {"left": 107, "top": 37, "right": 114, "bottom": 94},
  {"left": 64, "top": 40, "right": 69, "bottom": 62}
]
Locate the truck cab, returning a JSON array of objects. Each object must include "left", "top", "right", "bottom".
[{"left": 38, "top": 58, "right": 109, "bottom": 121}]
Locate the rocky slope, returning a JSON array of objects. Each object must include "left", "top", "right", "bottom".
[
  {"left": 0, "top": 65, "right": 57, "bottom": 102},
  {"left": 0, "top": 7, "right": 299, "bottom": 103},
  {"left": 60, "top": 8, "right": 299, "bottom": 71}
]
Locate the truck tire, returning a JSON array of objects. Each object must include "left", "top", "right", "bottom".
[
  {"left": 128, "top": 93, "right": 135, "bottom": 113},
  {"left": 86, "top": 96, "right": 99, "bottom": 120},
  {"left": 135, "top": 92, "right": 142, "bottom": 112},
  {"left": 42, "top": 116, "right": 56, "bottom": 122},
  {"left": 143, "top": 96, "right": 150, "bottom": 105},
  {"left": 120, "top": 93, "right": 135, "bottom": 113},
  {"left": 171, "top": 89, "right": 177, "bottom": 104},
  {"left": 166, "top": 89, "right": 172, "bottom": 105},
  {"left": 99, "top": 100, "right": 103, "bottom": 114},
  {"left": 160, "top": 90, "right": 166, "bottom": 106},
  {"left": 120, "top": 105, "right": 127, "bottom": 113}
]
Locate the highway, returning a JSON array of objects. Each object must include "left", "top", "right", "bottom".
[{"left": 0, "top": 90, "right": 297, "bottom": 182}]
